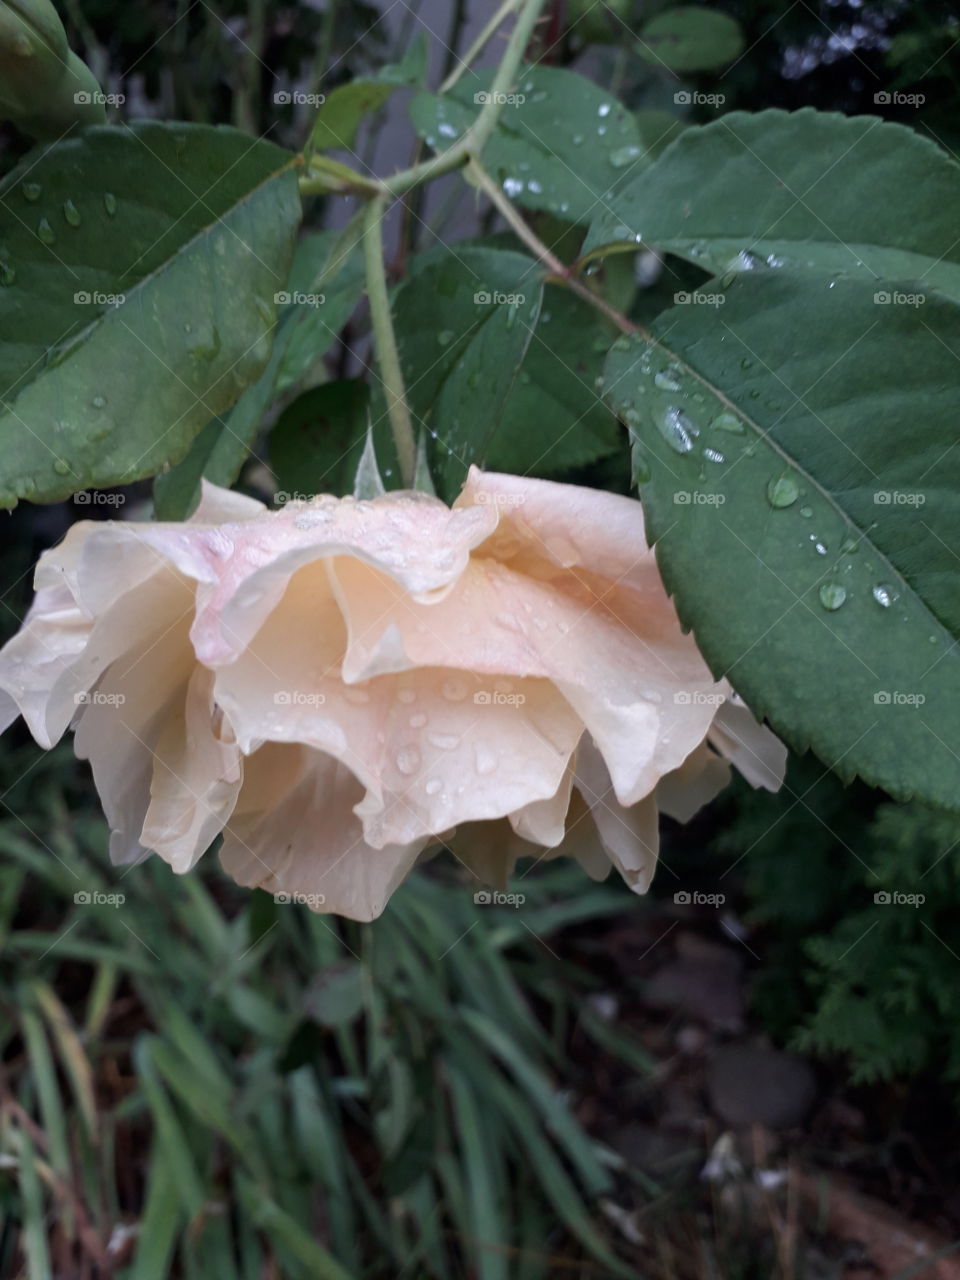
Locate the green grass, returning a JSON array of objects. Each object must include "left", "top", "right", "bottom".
[{"left": 0, "top": 743, "right": 653, "bottom": 1278}]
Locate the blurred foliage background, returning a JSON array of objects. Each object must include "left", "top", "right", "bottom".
[{"left": 2, "top": 1, "right": 960, "bottom": 1276}]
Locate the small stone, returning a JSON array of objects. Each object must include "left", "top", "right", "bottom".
[{"left": 706, "top": 1045, "right": 817, "bottom": 1130}]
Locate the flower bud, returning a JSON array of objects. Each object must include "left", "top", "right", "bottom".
[{"left": 0, "top": 1, "right": 106, "bottom": 136}]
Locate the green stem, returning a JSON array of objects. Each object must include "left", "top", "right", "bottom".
[
  {"left": 466, "top": 159, "right": 638, "bottom": 335},
  {"left": 439, "top": 0, "right": 519, "bottom": 92},
  {"left": 362, "top": 198, "right": 416, "bottom": 487},
  {"left": 381, "top": 0, "right": 546, "bottom": 197}
]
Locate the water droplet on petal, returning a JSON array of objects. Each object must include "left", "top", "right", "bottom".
[
  {"left": 409, "top": 713, "right": 427, "bottom": 728},
  {"left": 428, "top": 732, "right": 459, "bottom": 751},
  {"left": 396, "top": 746, "right": 421, "bottom": 775},
  {"left": 766, "top": 474, "right": 799, "bottom": 508},
  {"left": 442, "top": 678, "right": 469, "bottom": 702},
  {"left": 425, "top": 778, "right": 443, "bottom": 796},
  {"left": 819, "top": 582, "right": 847, "bottom": 611},
  {"left": 474, "top": 743, "right": 498, "bottom": 775}
]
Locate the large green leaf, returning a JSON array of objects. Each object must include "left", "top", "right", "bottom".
[
  {"left": 410, "top": 66, "right": 648, "bottom": 224},
  {"left": 0, "top": 122, "right": 300, "bottom": 507},
  {"left": 389, "top": 246, "right": 545, "bottom": 497},
  {"left": 270, "top": 379, "right": 369, "bottom": 501},
  {"left": 585, "top": 110, "right": 960, "bottom": 304},
  {"left": 603, "top": 272, "right": 960, "bottom": 809}
]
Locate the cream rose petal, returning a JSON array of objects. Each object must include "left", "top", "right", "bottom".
[
  {"left": 573, "top": 737, "right": 660, "bottom": 893},
  {"left": 219, "top": 742, "right": 425, "bottom": 922}
]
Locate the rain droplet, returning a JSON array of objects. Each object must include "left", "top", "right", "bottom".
[
  {"left": 425, "top": 778, "right": 443, "bottom": 796},
  {"left": 437, "top": 329, "right": 454, "bottom": 346},
  {"left": 53, "top": 459, "right": 70, "bottom": 475},
  {"left": 840, "top": 536, "right": 858, "bottom": 553},
  {"left": 799, "top": 506, "right": 813, "bottom": 519},
  {"left": 428, "top": 732, "right": 459, "bottom": 751},
  {"left": 502, "top": 177, "right": 523, "bottom": 198},
  {"left": 37, "top": 218, "right": 55, "bottom": 245},
  {"left": 766, "top": 474, "right": 799, "bottom": 508},
  {"left": 474, "top": 743, "right": 498, "bottom": 775},
  {"left": 819, "top": 582, "right": 847, "bottom": 611},
  {"left": 91, "top": 394, "right": 106, "bottom": 409},
  {"left": 442, "top": 678, "right": 469, "bottom": 702},
  {"left": 104, "top": 192, "right": 117, "bottom": 216},
  {"left": 409, "top": 713, "right": 427, "bottom": 728},
  {"left": 22, "top": 183, "right": 41, "bottom": 202},
  {"left": 609, "top": 144, "right": 642, "bottom": 168},
  {"left": 712, "top": 412, "right": 744, "bottom": 434},
  {"left": 703, "top": 448, "right": 725, "bottom": 464},
  {"left": 62, "top": 199, "right": 81, "bottom": 227},
  {"left": 872, "top": 583, "right": 899, "bottom": 608},
  {"left": 0, "top": 262, "right": 15, "bottom": 286},
  {"left": 656, "top": 405, "right": 698, "bottom": 454},
  {"left": 397, "top": 688, "right": 416, "bottom": 704},
  {"left": 598, "top": 103, "right": 611, "bottom": 117},
  {"left": 396, "top": 746, "right": 421, "bottom": 775},
  {"left": 740, "top": 357, "right": 753, "bottom": 370},
  {"left": 654, "top": 369, "right": 681, "bottom": 392}
]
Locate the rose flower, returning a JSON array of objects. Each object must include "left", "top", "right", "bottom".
[{"left": 0, "top": 470, "right": 785, "bottom": 920}]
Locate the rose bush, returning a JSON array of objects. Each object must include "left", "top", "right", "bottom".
[{"left": 0, "top": 469, "right": 784, "bottom": 920}]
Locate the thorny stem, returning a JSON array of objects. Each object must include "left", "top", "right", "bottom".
[{"left": 465, "top": 159, "right": 639, "bottom": 335}]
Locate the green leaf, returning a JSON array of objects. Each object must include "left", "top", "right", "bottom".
[
  {"left": 602, "top": 272, "right": 960, "bottom": 809},
  {"left": 153, "top": 227, "right": 365, "bottom": 517},
  {"left": 585, "top": 110, "right": 960, "bottom": 305},
  {"left": 310, "top": 80, "right": 396, "bottom": 153},
  {"left": 270, "top": 379, "right": 369, "bottom": 502},
  {"left": 410, "top": 66, "right": 648, "bottom": 224},
  {"left": 390, "top": 246, "right": 545, "bottom": 497},
  {"left": 637, "top": 6, "right": 744, "bottom": 72},
  {"left": 488, "top": 287, "right": 623, "bottom": 476},
  {"left": 0, "top": 122, "right": 300, "bottom": 508},
  {"left": 378, "top": 34, "right": 430, "bottom": 87}
]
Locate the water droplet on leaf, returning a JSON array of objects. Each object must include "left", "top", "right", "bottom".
[{"left": 766, "top": 474, "right": 799, "bottom": 508}]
